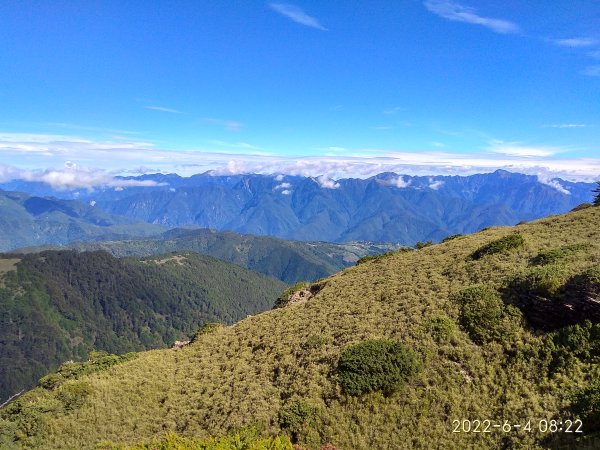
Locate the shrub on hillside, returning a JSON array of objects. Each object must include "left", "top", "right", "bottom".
[
  {"left": 38, "top": 352, "right": 137, "bottom": 391},
  {"left": 428, "top": 315, "right": 455, "bottom": 342},
  {"left": 571, "top": 202, "right": 593, "bottom": 212},
  {"left": 571, "top": 381, "right": 600, "bottom": 432},
  {"left": 441, "top": 234, "right": 463, "bottom": 243},
  {"left": 56, "top": 382, "right": 93, "bottom": 412},
  {"left": 278, "top": 397, "right": 319, "bottom": 437},
  {"left": 530, "top": 244, "right": 590, "bottom": 266},
  {"left": 356, "top": 251, "right": 400, "bottom": 265},
  {"left": 565, "top": 265, "right": 600, "bottom": 298},
  {"left": 471, "top": 234, "right": 525, "bottom": 260},
  {"left": 190, "top": 322, "right": 224, "bottom": 343},
  {"left": 415, "top": 241, "right": 433, "bottom": 250},
  {"left": 516, "top": 265, "right": 571, "bottom": 298},
  {"left": 337, "top": 339, "right": 420, "bottom": 396},
  {"left": 553, "top": 321, "right": 600, "bottom": 361},
  {"left": 454, "top": 285, "right": 523, "bottom": 345}
]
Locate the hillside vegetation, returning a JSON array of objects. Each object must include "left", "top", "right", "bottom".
[
  {"left": 0, "top": 250, "right": 285, "bottom": 404},
  {"left": 2, "top": 207, "right": 600, "bottom": 449},
  {"left": 19, "top": 228, "right": 401, "bottom": 284}
]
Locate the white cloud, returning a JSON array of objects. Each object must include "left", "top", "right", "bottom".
[
  {"left": 281, "top": 189, "right": 292, "bottom": 195},
  {"left": 145, "top": 105, "right": 182, "bottom": 114},
  {"left": 1, "top": 132, "right": 599, "bottom": 184},
  {"left": 274, "top": 182, "right": 292, "bottom": 190},
  {"left": 202, "top": 118, "right": 243, "bottom": 132},
  {"left": 543, "top": 123, "right": 587, "bottom": 129},
  {"left": 555, "top": 37, "right": 598, "bottom": 48},
  {"left": 0, "top": 162, "right": 166, "bottom": 190},
  {"left": 315, "top": 175, "right": 340, "bottom": 189},
  {"left": 89, "top": 200, "right": 97, "bottom": 206},
  {"left": 424, "top": 0, "right": 519, "bottom": 34},
  {"left": 486, "top": 140, "right": 561, "bottom": 158},
  {"left": 378, "top": 176, "right": 411, "bottom": 188},
  {"left": 270, "top": 3, "right": 327, "bottom": 30},
  {"left": 429, "top": 179, "right": 444, "bottom": 190},
  {"left": 210, "top": 140, "right": 259, "bottom": 150},
  {"left": 537, "top": 176, "right": 571, "bottom": 195}
]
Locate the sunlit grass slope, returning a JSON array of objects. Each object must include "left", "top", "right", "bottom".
[{"left": 2, "top": 206, "right": 600, "bottom": 449}]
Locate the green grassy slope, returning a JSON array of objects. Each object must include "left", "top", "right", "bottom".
[
  {"left": 3, "top": 207, "right": 600, "bottom": 449},
  {"left": 0, "top": 250, "right": 285, "bottom": 405}
]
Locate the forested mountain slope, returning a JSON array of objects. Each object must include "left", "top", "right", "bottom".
[
  {"left": 20, "top": 228, "right": 402, "bottom": 283},
  {"left": 2, "top": 207, "right": 600, "bottom": 449},
  {"left": 0, "top": 250, "right": 285, "bottom": 404}
]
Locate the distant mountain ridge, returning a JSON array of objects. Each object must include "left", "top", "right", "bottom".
[
  {"left": 19, "top": 228, "right": 402, "bottom": 284},
  {"left": 1, "top": 170, "right": 595, "bottom": 245},
  {"left": 0, "top": 190, "right": 163, "bottom": 252}
]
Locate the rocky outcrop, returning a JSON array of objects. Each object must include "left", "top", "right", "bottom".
[{"left": 171, "top": 340, "right": 190, "bottom": 350}]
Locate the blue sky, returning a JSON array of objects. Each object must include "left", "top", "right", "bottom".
[{"left": 1, "top": 0, "right": 599, "bottom": 186}]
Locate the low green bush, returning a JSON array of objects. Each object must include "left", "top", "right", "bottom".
[
  {"left": 516, "top": 265, "right": 571, "bottom": 298},
  {"left": 56, "top": 382, "right": 93, "bottom": 412},
  {"left": 441, "top": 234, "right": 463, "bottom": 243},
  {"left": 571, "top": 381, "right": 600, "bottom": 432},
  {"left": 37, "top": 374, "right": 64, "bottom": 390},
  {"left": 530, "top": 244, "right": 590, "bottom": 266},
  {"left": 428, "top": 315, "right": 455, "bottom": 342},
  {"left": 337, "top": 339, "right": 420, "bottom": 396},
  {"left": 415, "top": 241, "right": 433, "bottom": 250},
  {"left": 190, "top": 322, "right": 224, "bottom": 343},
  {"left": 471, "top": 234, "right": 525, "bottom": 260},
  {"left": 0, "top": 400, "right": 46, "bottom": 446},
  {"left": 568, "top": 265, "right": 600, "bottom": 294},
  {"left": 571, "top": 202, "right": 593, "bottom": 212},
  {"left": 278, "top": 397, "right": 319, "bottom": 436},
  {"left": 38, "top": 352, "right": 138, "bottom": 390},
  {"left": 453, "top": 285, "right": 522, "bottom": 345},
  {"left": 553, "top": 321, "right": 600, "bottom": 360}
]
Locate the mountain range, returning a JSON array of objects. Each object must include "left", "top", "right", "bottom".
[
  {"left": 0, "top": 190, "right": 163, "bottom": 252},
  {"left": 2, "top": 170, "right": 594, "bottom": 246}
]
